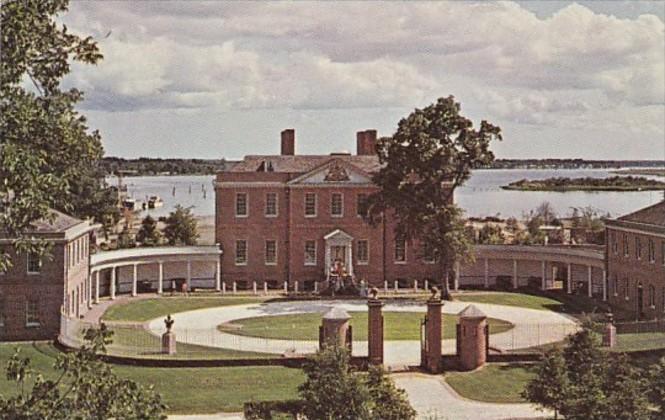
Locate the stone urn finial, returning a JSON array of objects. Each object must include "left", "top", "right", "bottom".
[
  {"left": 606, "top": 311, "right": 614, "bottom": 325},
  {"left": 369, "top": 287, "right": 379, "bottom": 300},
  {"left": 430, "top": 286, "right": 440, "bottom": 300},
  {"left": 164, "top": 314, "right": 175, "bottom": 332}
]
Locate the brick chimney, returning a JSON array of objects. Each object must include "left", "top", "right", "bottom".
[
  {"left": 356, "top": 129, "right": 377, "bottom": 156},
  {"left": 281, "top": 129, "right": 295, "bottom": 155}
]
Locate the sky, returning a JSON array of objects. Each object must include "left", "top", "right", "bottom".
[{"left": 61, "top": 1, "right": 665, "bottom": 160}]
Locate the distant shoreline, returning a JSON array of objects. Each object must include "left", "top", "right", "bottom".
[{"left": 611, "top": 168, "right": 665, "bottom": 177}]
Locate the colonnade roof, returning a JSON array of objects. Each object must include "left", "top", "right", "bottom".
[{"left": 91, "top": 245, "right": 222, "bottom": 268}]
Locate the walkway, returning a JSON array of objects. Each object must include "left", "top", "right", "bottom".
[
  {"left": 146, "top": 300, "right": 578, "bottom": 366},
  {"left": 393, "top": 372, "right": 550, "bottom": 420}
]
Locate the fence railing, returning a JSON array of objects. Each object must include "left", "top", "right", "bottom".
[
  {"left": 489, "top": 322, "right": 579, "bottom": 354},
  {"left": 615, "top": 320, "right": 665, "bottom": 334}
]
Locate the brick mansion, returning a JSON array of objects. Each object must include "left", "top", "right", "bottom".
[{"left": 214, "top": 129, "right": 447, "bottom": 292}]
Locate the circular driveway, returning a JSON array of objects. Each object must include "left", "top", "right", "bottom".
[{"left": 147, "top": 299, "right": 578, "bottom": 366}]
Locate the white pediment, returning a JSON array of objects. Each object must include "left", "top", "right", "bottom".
[
  {"left": 288, "top": 159, "right": 373, "bottom": 185},
  {"left": 324, "top": 229, "right": 354, "bottom": 242}
]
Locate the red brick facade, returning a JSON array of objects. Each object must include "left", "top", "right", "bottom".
[
  {"left": 0, "top": 211, "right": 93, "bottom": 341},
  {"left": 215, "top": 130, "right": 446, "bottom": 290},
  {"left": 606, "top": 201, "right": 665, "bottom": 320}
]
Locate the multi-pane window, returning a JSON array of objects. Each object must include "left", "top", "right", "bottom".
[
  {"left": 304, "top": 241, "right": 317, "bottom": 265},
  {"left": 623, "top": 233, "right": 629, "bottom": 257},
  {"left": 25, "top": 299, "right": 40, "bottom": 327},
  {"left": 613, "top": 275, "right": 618, "bottom": 296},
  {"left": 331, "top": 193, "right": 343, "bottom": 217},
  {"left": 304, "top": 193, "right": 317, "bottom": 217},
  {"left": 357, "top": 240, "right": 369, "bottom": 264},
  {"left": 27, "top": 252, "right": 41, "bottom": 274},
  {"left": 624, "top": 279, "right": 629, "bottom": 299},
  {"left": 265, "top": 240, "right": 277, "bottom": 265},
  {"left": 235, "top": 240, "right": 248, "bottom": 265},
  {"left": 636, "top": 237, "right": 642, "bottom": 260},
  {"left": 649, "top": 285, "right": 656, "bottom": 307},
  {"left": 611, "top": 232, "right": 618, "bottom": 255},
  {"left": 394, "top": 238, "right": 406, "bottom": 263},
  {"left": 648, "top": 239, "right": 655, "bottom": 263},
  {"left": 423, "top": 242, "right": 436, "bottom": 263},
  {"left": 235, "top": 193, "right": 248, "bottom": 217},
  {"left": 265, "top": 193, "right": 278, "bottom": 217},
  {"left": 357, "top": 193, "right": 368, "bottom": 217}
]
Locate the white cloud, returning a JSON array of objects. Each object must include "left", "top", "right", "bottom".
[{"left": 59, "top": 1, "right": 664, "bottom": 159}]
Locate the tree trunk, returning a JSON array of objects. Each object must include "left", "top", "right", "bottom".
[{"left": 440, "top": 260, "right": 451, "bottom": 300}]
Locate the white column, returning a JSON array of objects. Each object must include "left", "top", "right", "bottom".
[
  {"left": 424, "top": 279, "right": 429, "bottom": 291},
  {"left": 284, "top": 281, "right": 288, "bottom": 293},
  {"left": 484, "top": 258, "right": 489, "bottom": 288},
  {"left": 253, "top": 281, "right": 257, "bottom": 295},
  {"left": 158, "top": 261, "right": 164, "bottom": 294},
  {"left": 88, "top": 273, "right": 93, "bottom": 308},
  {"left": 587, "top": 266, "right": 593, "bottom": 298},
  {"left": 132, "top": 264, "right": 138, "bottom": 297},
  {"left": 347, "top": 244, "right": 353, "bottom": 277},
  {"left": 394, "top": 280, "right": 398, "bottom": 292},
  {"left": 324, "top": 244, "right": 331, "bottom": 278},
  {"left": 414, "top": 280, "right": 418, "bottom": 292},
  {"left": 186, "top": 259, "right": 192, "bottom": 286},
  {"left": 233, "top": 281, "right": 237, "bottom": 294},
  {"left": 384, "top": 281, "right": 388, "bottom": 292},
  {"left": 215, "top": 260, "right": 221, "bottom": 292},
  {"left": 567, "top": 263, "right": 572, "bottom": 294},
  {"left": 264, "top": 282, "right": 268, "bottom": 295},
  {"left": 95, "top": 271, "right": 100, "bottom": 304},
  {"left": 294, "top": 281, "right": 299, "bottom": 293},
  {"left": 512, "top": 259, "right": 518, "bottom": 289},
  {"left": 454, "top": 262, "right": 460, "bottom": 291},
  {"left": 541, "top": 261, "right": 546, "bottom": 291},
  {"left": 110, "top": 266, "right": 116, "bottom": 300},
  {"left": 222, "top": 282, "right": 227, "bottom": 294},
  {"left": 314, "top": 281, "right": 318, "bottom": 293},
  {"left": 602, "top": 269, "right": 607, "bottom": 302}
]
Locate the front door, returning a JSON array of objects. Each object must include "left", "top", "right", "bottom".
[{"left": 330, "top": 245, "right": 346, "bottom": 266}]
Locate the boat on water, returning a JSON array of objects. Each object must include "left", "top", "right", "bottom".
[
  {"left": 121, "top": 198, "right": 146, "bottom": 212},
  {"left": 148, "top": 195, "right": 164, "bottom": 209}
]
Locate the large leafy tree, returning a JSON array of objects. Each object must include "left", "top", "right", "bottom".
[
  {"left": 524, "top": 328, "right": 652, "bottom": 420},
  {"left": 0, "top": 0, "right": 117, "bottom": 271},
  {"left": 163, "top": 205, "right": 199, "bottom": 246},
  {"left": 136, "top": 215, "right": 161, "bottom": 247},
  {"left": 298, "top": 344, "right": 416, "bottom": 420},
  {"left": 0, "top": 326, "right": 166, "bottom": 418},
  {"left": 367, "top": 96, "right": 501, "bottom": 297}
]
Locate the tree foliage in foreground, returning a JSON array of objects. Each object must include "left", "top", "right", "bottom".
[
  {"left": 0, "top": 326, "right": 165, "bottom": 419},
  {"left": 524, "top": 328, "right": 654, "bottom": 420},
  {"left": 298, "top": 344, "right": 416, "bottom": 420},
  {"left": 366, "top": 96, "right": 501, "bottom": 297},
  {"left": 1, "top": 0, "right": 118, "bottom": 271},
  {"left": 164, "top": 205, "right": 199, "bottom": 246}
]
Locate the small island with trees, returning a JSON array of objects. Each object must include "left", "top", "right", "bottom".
[{"left": 502, "top": 176, "right": 665, "bottom": 192}]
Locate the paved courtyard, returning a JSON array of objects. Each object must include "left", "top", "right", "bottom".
[{"left": 147, "top": 299, "right": 578, "bottom": 366}]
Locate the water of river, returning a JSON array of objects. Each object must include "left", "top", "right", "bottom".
[{"left": 110, "top": 169, "right": 664, "bottom": 220}]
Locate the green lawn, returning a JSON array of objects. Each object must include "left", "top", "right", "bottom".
[
  {"left": 615, "top": 332, "right": 665, "bottom": 352},
  {"left": 106, "top": 327, "right": 277, "bottom": 359},
  {"left": 0, "top": 342, "right": 304, "bottom": 414},
  {"left": 445, "top": 363, "right": 536, "bottom": 403},
  {"left": 455, "top": 292, "right": 564, "bottom": 312},
  {"left": 220, "top": 312, "right": 513, "bottom": 341},
  {"left": 102, "top": 296, "right": 267, "bottom": 322}
]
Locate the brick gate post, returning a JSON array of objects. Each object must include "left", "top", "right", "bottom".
[
  {"left": 457, "top": 305, "right": 488, "bottom": 371},
  {"left": 425, "top": 291, "right": 443, "bottom": 373},
  {"left": 367, "top": 291, "right": 384, "bottom": 365}
]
